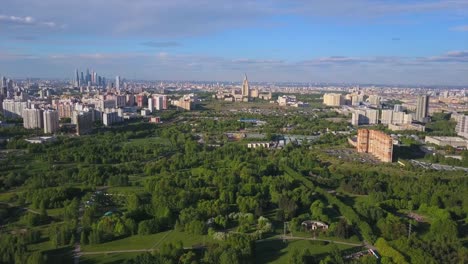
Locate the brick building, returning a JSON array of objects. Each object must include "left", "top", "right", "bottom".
[{"left": 357, "top": 129, "right": 393, "bottom": 162}]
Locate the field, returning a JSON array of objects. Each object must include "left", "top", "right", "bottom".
[
  {"left": 80, "top": 252, "right": 141, "bottom": 264},
  {"left": 81, "top": 230, "right": 215, "bottom": 252},
  {"left": 255, "top": 238, "right": 361, "bottom": 263}
]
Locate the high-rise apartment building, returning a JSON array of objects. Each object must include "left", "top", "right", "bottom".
[
  {"left": 126, "top": 94, "right": 135, "bottom": 106},
  {"left": 456, "top": 114, "right": 468, "bottom": 138},
  {"left": 381, "top": 110, "right": 393, "bottom": 125},
  {"left": 415, "top": 95, "right": 430, "bottom": 122},
  {"left": 103, "top": 111, "right": 123, "bottom": 126},
  {"left": 2, "top": 100, "right": 28, "bottom": 119},
  {"left": 43, "top": 110, "right": 59, "bottom": 134},
  {"left": 352, "top": 109, "right": 379, "bottom": 126},
  {"left": 152, "top": 94, "right": 168, "bottom": 110},
  {"left": 323, "top": 93, "right": 344, "bottom": 107},
  {"left": 148, "top": 97, "right": 154, "bottom": 113},
  {"left": 136, "top": 95, "right": 147, "bottom": 108},
  {"left": 380, "top": 110, "right": 412, "bottom": 125},
  {"left": 357, "top": 129, "right": 393, "bottom": 162},
  {"left": 58, "top": 103, "right": 74, "bottom": 118},
  {"left": 351, "top": 95, "right": 364, "bottom": 106},
  {"left": 22, "top": 108, "right": 43, "bottom": 129},
  {"left": 393, "top": 104, "right": 403, "bottom": 112},
  {"left": 115, "top": 95, "right": 126, "bottom": 108},
  {"left": 368, "top": 95, "right": 381, "bottom": 106},
  {"left": 72, "top": 110, "right": 93, "bottom": 135}
]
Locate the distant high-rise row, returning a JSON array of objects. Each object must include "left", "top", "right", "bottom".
[{"left": 74, "top": 68, "right": 106, "bottom": 87}]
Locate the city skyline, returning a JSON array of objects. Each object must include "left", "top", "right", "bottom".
[{"left": 0, "top": 0, "right": 467, "bottom": 85}]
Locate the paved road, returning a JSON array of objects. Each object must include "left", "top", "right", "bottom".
[
  {"left": 79, "top": 249, "right": 151, "bottom": 256},
  {"left": 76, "top": 234, "right": 364, "bottom": 257},
  {"left": 276, "top": 235, "right": 363, "bottom": 247},
  {"left": 78, "top": 246, "right": 198, "bottom": 256},
  {"left": 0, "top": 202, "right": 40, "bottom": 214}
]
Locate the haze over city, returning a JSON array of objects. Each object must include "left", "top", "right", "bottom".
[{"left": 0, "top": 0, "right": 467, "bottom": 85}]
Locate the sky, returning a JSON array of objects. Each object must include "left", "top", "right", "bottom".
[{"left": 0, "top": 0, "right": 467, "bottom": 85}]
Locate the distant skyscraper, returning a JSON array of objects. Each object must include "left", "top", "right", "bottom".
[
  {"left": 80, "top": 72, "right": 84, "bottom": 85},
  {"left": 0, "top": 76, "right": 6, "bottom": 97},
  {"left": 415, "top": 95, "right": 430, "bottom": 122},
  {"left": 75, "top": 69, "right": 80, "bottom": 86},
  {"left": 93, "top": 72, "right": 97, "bottom": 85},
  {"left": 116, "top": 76, "right": 121, "bottom": 91},
  {"left": 86, "top": 68, "right": 91, "bottom": 84},
  {"left": 242, "top": 74, "right": 250, "bottom": 98}
]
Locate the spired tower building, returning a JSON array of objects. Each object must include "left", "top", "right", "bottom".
[{"left": 242, "top": 74, "right": 250, "bottom": 99}]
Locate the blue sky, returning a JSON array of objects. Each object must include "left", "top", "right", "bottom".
[{"left": 0, "top": 0, "right": 467, "bottom": 85}]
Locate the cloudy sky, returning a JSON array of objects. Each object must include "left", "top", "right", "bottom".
[{"left": 0, "top": 0, "right": 467, "bottom": 85}]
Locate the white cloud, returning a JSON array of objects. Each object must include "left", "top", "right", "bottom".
[
  {"left": 0, "top": 14, "right": 58, "bottom": 28},
  {"left": 450, "top": 25, "right": 468, "bottom": 31},
  {"left": 1, "top": 0, "right": 466, "bottom": 37}
]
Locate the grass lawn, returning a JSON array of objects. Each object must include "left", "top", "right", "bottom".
[
  {"left": 80, "top": 252, "right": 141, "bottom": 264},
  {"left": 203, "top": 100, "right": 280, "bottom": 111},
  {"left": 255, "top": 238, "right": 361, "bottom": 264},
  {"left": 0, "top": 191, "right": 17, "bottom": 203},
  {"left": 82, "top": 230, "right": 215, "bottom": 252},
  {"left": 47, "top": 207, "right": 65, "bottom": 217}
]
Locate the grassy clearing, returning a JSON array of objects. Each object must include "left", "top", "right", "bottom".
[
  {"left": 80, "top": 252, "right": 141, "bottom": 264},
  {"left": 47, "top": 207, "right": 65, "bottom": 217},
  {"left": 255, "top": 239, "right": 360, "bottom": 264},
  {"left": 82, "top": 230, "right": 214, "bottom": 252},
  {"left": 0, "top": 191, "right": 17, "bottom": 202}
]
